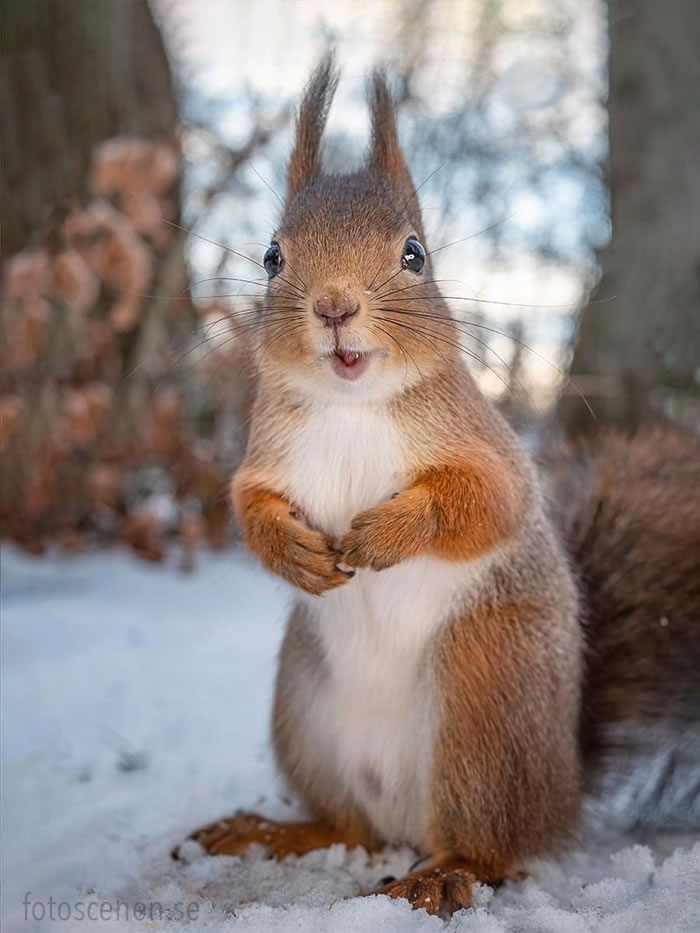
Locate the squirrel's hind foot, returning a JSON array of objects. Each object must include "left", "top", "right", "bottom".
[
  {"left": 375, "top": 857, "right": 521, "bottom": 916},
  {"left": 172, "top": 811, "right": 366, "bottom": 860},
  {"left": 375, "top": 860, "right": 476, "bottom": 916}
]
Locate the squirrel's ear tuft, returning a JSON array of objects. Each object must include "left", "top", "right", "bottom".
[
  {"left": 286, "top": 52, "right": 339, "bottom": 207},
  {"left": 368, "top": 70, "right": 423, "bottom": 235}
]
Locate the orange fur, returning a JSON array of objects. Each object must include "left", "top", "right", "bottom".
[
  {"left": 341, "top": 452, "right": 523, "bottom": 570},
  {"left": 430, "top": 591, "right": 581, "bottom": 872},
  {"left": 232, "top": 472, "right": 351, "bottom": 595},
  {"left": 184, "top": 811, "right": 372, "bottom": 859}
]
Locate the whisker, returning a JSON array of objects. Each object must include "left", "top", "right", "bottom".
[
  {"left": 118, "top": 278, "right": 268, "bottom": 303},
  {"left": 367, "top": 266, "right": 406, "bottom": 303},
  {"left": 146, "top": 309, "right": 305, "bottom": 385},
  {"left": 176, "top": 315, "right": 305, "bottom": 390},
  {"left": 189, "top": 274, "right": 267, "bottom": 291},
  {"left": 248, "top": 160, "right": 285, "bottom": 209},
  {"left": 378, "top": 306, "right": 597, "bottom": 421},
  {"left": 178, "top": 291, "right": 300, "bottom": 303},
  {"left": 164, "top": 219, "right": 266, "bottom": 271},
  {"left": 201, "top": 307, "right": 304, "bottom": 337},
  {"left": 371, "top": 322, "right": 425, "bottom": 389},
  {"left": 150, "top": 331, "right": 239, "bottom": 394},
  {"left": 379, "top": 294, "right": 616, "bottom": 311},
  {"left": 375, "top": 317, "right": 457, "bottom": 382},
  {"left": 401, "top": 162, "right": 446, "bottom": 223},
  {"left": 161, "top": 219, "right": 310, "bottom": 307},
  {"left": 255, "top": 271, "right": 307, "bottom": 302},
  {"left": 378, "top": 305, "right": 526, "bottom": 396},
  {"left": 374, "top": 277, "right": 462, "bottom": 302},
  {"left": 376, "top": 314, "right": 523, "bottom": 403},
  {"left": 253, "top": 319, "right": 308, "bottom": 369},
  {"left": 426, "top": 211, "right": 519, "bottom": 258},
  {"left": 279, "top": 257, "right": 308, "bottom": 293}
]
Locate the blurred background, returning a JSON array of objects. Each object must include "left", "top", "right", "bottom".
[{"left": 2, "top": 0, "right": 699, "bottom": 566}]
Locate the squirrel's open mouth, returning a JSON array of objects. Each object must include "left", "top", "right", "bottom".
[
  {"left": 334, "top": 349, "right": 361, "bottom": 367},
  {"left": 329, "top": 348, "right": 372, "bottom": 381}
]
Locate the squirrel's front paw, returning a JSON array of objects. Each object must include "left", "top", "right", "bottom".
[
  {"left": 341, "top": 489, "right": 432, "bottom": 571},
  {"left": 244, "top": 496, "right": 352, "bottom": 595},
  {"left": 275, "top": 515, "right": 353, "bottom": 595}
]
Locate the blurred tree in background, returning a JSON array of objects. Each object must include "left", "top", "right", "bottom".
[
  {"left": 1, "top": 0, "right": 248, "bottom": 564},
  {"left": 1, "top": 0, "right": 177, "bottom": 259},
  {"left": 561, "top": 0, "right": 700, "bottom": 431}
]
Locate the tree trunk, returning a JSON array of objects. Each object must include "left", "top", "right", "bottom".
[
  {"left": 560, "top": 0, "right": 700, "bottom": 432},
  {"left": 0, "top": 0, "right": 202, "bottom": 559},
  {"left": 1, "top": 0, "right": 178, "bottom": 262}
]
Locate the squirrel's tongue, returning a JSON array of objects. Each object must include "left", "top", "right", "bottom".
[
  {"left": 335, "top": 349, "right": 360, "bottom": 367},
  {"left": 330, "top": 348, "right": 370, "bottom": 381}
]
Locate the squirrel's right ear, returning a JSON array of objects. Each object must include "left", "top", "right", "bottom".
[
  {"left": 285, "top": 53, "right": 339, "bottom": 207},
  {"left": 368, "top": 70, "right": 424, "bottom": 237}
]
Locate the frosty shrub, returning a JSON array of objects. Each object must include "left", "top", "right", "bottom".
[{"left": 1, "top": 137, "right": 252, "bottom": 568}]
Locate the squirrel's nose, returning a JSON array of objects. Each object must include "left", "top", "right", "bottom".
[{"left": 313, "top": 298, "right": 360, "bottom": 327}]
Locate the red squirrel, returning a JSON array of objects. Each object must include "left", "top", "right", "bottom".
[{"left": 177, "top": 57, "right": 700, "bottom": 915}]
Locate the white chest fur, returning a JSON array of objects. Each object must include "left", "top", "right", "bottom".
[
  {"left": 283, "top": 401, "right": 405, "bottom": 538},
  {"left": 280, "top": 403, "right": 489, "bottom": 847}
]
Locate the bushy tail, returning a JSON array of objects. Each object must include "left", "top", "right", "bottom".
[{"left": 541, "top": 425, "right": 700, "bottom": 829}]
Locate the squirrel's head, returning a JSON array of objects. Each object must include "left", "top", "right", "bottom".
[{"left": 254, "top": 54, "right": 453, "bottom": 401}]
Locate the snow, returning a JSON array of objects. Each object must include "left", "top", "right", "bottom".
[{"left": 2, "top": 545, "right": 699, "bottom": 932}]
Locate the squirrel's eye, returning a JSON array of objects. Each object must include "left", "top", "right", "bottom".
[
  {"left": 401, "top": 237, "right": 425, "bottom": 274},
  {"left": 264, "top": 242, "right": 283, "bottom": 278}
]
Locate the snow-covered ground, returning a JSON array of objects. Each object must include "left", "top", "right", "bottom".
[{"left": 2, "top": 545, "right": 698, "bottom": 932}]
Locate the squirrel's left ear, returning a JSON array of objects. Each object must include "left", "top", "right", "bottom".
[
  {"left": 367, "top": 70, "right": 424, "bottom": 239},
  {"left": 286, "top": 53, "right": 339, "bottom": 208}
]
